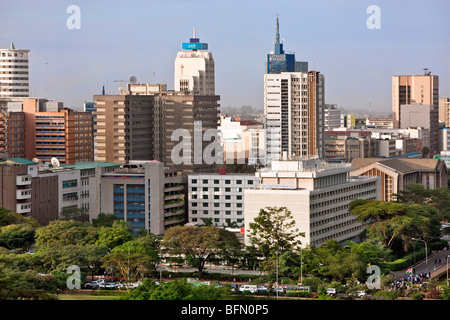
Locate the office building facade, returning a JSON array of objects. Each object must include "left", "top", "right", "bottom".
[
  {"left": 392, "top": 72, "right": 439, "bottom": 129},
  {"left": 187, "top": 171, "right": 260, "bottom": 228},
  {"left": 244, "top": 159, "right": 380, "bottom": 248},
  {"left": 265, "top": 71, "right": 325, "bottom": 162}
]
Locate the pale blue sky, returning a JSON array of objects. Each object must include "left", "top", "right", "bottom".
[{"left": 1, "top": 0, "right": 449, "bottom": 113}]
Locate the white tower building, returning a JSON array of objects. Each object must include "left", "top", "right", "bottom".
[
  {"left": 0, "top": 42, "right": 30, "bottom": 98},
  {"left": 174, "top": 28, "right": 215, "bottom": 95}
]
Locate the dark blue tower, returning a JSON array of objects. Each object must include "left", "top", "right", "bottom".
[{"left": 266, "top": 18, "right": 308, "bottom": 74}]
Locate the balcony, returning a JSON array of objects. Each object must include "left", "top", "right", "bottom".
[
  {"left": 16, "top": 175, "right": 31, "bottom": 186},
  {"left": 16, "top": 188, "right": 32, "bottom": 200},
  {"left": 16, "top": 203, "right": 31, "bottom": 214}
]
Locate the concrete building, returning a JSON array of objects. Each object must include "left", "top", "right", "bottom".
[
  {"left": 438, "top": 97, "right": 449, "bottom": 125},
  {"left": 376, "top": 139, "right": 397, "bottom": 158},
  {"left": 0, "top": 98, "right": 94, "bottom": 164},
  {"left": 324, "top": 104, "right": 341, "bottom": 130},
  {"left": 265, "top": 71, "right": 325, "bottom": 162},
  {"left": 350, "top": 158, "right": 447, "bottom": 202},
  {"left": 400, "top": 103, "right": 439, "bottom": 155},
  {"left": 93, "top": 93, "right": 156, "bottom": 164},
  {"left": 97, "top": 83, "right": 220, "bottom": 173},
  {"left": 187, "top": 170, "right": 260, "bottom": 228},
  {"left": 392, "top": 72, "right": 439, "bottom": 129},
  {"left": 0, "top": 157, "right": 121, "bottom": 226},
  {"left": 0, "top": 42, "right": 30, "bottom": 98},
  {"left": 174, "top": 29, "right": 215, "bottom": 95},
  {"left": 244, "top": 158, "right": 380, "bottom": 248},
  {"left": 97, "top": 160, "right": 185, "bottom": 235},
  {"left": 218, "top": 116, "right": 265, "bottom": 165},
  {"left": 324, "top": 136, "right": 376, "bottom": 161}
]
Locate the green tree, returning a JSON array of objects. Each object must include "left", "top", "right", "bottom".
[
  {"left": 59, "top": 207, "right": 89, "bottom": 222},
  {"left": 123, "top": 278, "right": 223, "bottom": 300},
  {"left": 162, "top": 225, "right": 240, "bottom": 277},
  {"left": 349, "top": 199, "right": 440, "bottom": 252},
  {"left": 247, "top": 206, "right": 304, "bottom": 272},
  {"left": 92, "top": 213, "right": 119, "bottom": 228},
  {"left": 0, "top": 224, "right": 36, "bottom": 250},
  {"left": 35, "top": 220, "right": 97, "bottom": 248},
  {"left": 0, "top": 207, "right": 39, "bottom": 228},
  {"left": 101, "top": 239, "right": 156, "bottom": 283},
  {"left": 96, "top": 224, "right": 132, "bottom": 250}
]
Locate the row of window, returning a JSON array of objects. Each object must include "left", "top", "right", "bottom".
[
  {"left": 191, "top": 210, "right": 243, "bottom": 216},
  {"left": 191, "top": 179, "right": 255, "bottom": 185}
]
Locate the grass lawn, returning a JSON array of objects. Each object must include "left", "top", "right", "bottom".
[{"left": 57, "top": 293, "right": 123, "bottom": 300}]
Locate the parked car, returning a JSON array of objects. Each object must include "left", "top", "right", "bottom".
[
  {"left": 349, "top": 290, "right": 366, "bottom": 298},
  {"left": 273, "top": 286, "right": 284, "bottom": 294},
  {"left": 239, "top": 285, "right": 258, "bottom": 294},
  {"left": 326, "top": 288, "right": 336, "bottom": 296},
  {"left": 84, "top": 281, "right": 100, "bottom": 289},
  {"left": 257, "top": 286, "right": 268, "bottom": 293}
]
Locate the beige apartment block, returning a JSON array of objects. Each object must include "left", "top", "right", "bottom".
[{"left": 392, "top": 73, "right": 439, "bottom": 129}]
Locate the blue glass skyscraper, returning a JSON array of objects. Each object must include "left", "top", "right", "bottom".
[{"left": 266, "top": 18, "right": 308, "bottom": 74}]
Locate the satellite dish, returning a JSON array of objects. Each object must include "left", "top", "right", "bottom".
[
  {"left": 130, "top": 76, "right": 137, "bottom": 84},
  {"left": 51, "top": 157, "right": 60, "bottom": 167}
]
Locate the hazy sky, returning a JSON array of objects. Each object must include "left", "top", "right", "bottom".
[{"left": 1, "top": 0, "right": 449, "bottom": 113}]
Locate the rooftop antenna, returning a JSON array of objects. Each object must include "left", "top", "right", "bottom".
[{"left": 193, "top": 26, "right": 196, "bottom": 38}]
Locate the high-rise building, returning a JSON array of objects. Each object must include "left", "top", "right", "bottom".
[
  {"left": 174, "top": 28, "right": 215, "bottom": 95},
  {"left": 324, "top": 104, "right": 341, "bottom": 130},
  {"left": 399, "top": 103, "right": 439, "bottom": 155},
  {"left": 265, "top": 71, "right": 325, "bottom": 162},
  {"left": 21, "top": 98, "right": 94, "bottom": 164},
  {"left": 266, "top": 18, "right": 308, "bottom": 74},
  {"left": 0, "top": 42, "right": 30, "bottom": 98},
  {"left": 94, "top": 84, "right": 220, "bottom": 173},
  {"left": 392, "top": 71, "right": 439, "bottom": 129},
  {"left": 0, "top": 98, "right": 93, "bottom": 164}
]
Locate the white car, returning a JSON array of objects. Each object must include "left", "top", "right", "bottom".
[
  {"left": 257, "top": 286, "right": 268, "bottom": 293},
  {"left": 326, "top": 288, "right": 336, "bottom": 296},
  {"left": 239, "top": 285, "right": 258, "bottom": 293}
]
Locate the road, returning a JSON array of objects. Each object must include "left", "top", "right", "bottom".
[{"left": 392, "top": 249, "right": 450, "bottom": 279}]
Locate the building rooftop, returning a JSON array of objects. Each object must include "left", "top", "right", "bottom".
[
  {"left": 0, "top": 158, "right": 38, "bottom": 166},
  {"left": 61, "top": 161, "right": 121, "bottom": 170},
  {"left": 351, "top": 158, "right": 444, "bottom": 173}
]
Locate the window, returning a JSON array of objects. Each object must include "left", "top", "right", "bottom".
[
  {"left": 203, "top": 179, "right": 208, "bottom": 184},
  {"left": 214, "top": 180, "right": 220, "bottom": 184},
  {"left": 248, "top": 180, "right": 254, "bottom": 185},
  {"left": 191, "top": 179, "right": 197, "bottom": 184},
  {"left": 214, "top": 195, "right": 219, "bottom": 200},
  {"left": 236, "top": 180, "right": 242, "bottom": 184},
  {"left": 225, "top": 180, "right": 231, "bottom": 184},
  {"left": 202, "top": 187, "right": 208, "bottom": 192}
]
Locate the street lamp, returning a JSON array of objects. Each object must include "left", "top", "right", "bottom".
[{"left": 412, "top": 238, "right": 428, "bottom": 272}]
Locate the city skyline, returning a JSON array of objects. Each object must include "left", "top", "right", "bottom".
[{"left": 1, "top": 0, "right": 449, "bottom": 113}]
